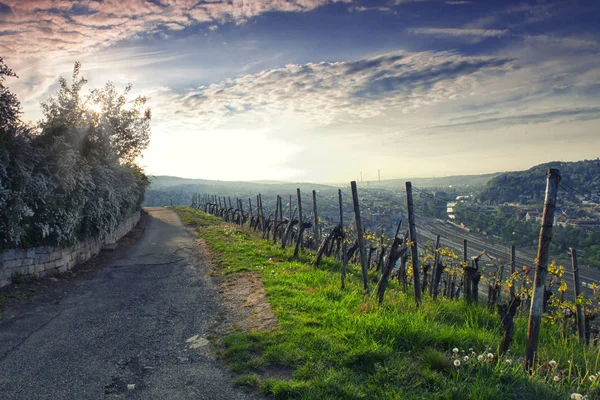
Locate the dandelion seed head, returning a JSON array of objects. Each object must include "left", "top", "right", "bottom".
[
  {"left": 549, "top": 360, "right": 557, "bottom": 367},
  {"left": 487, "top": 353, "right": 494, "bottom": 359},
  {"left": 553, "top": 375, "right": 560, "bottom": 382},
  {"left": 463, "top": 356, "right": 469, "bottom": 362},
  {"left": 454, "top": 359, "right": 461, "bottom": 367},
  {"left": 477, "top": 355, "right": 484, "bottom": 362},
  {"left": 506, "top": 359, "right": 512, "bottom": 365},
  {"left": 452, "top": 348, "right": 459, "bottom": 354},
  {"left": 570, "top": 393, "right": 584, "bottom": 400},
  {"left": 589, "top": 375, "right": 597, "bottom": 382}
]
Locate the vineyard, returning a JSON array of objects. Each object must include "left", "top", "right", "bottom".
[{"left": 180, "top": 168, "right": 600, "bottom": 399}]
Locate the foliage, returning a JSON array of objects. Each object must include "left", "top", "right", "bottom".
[
  {"left": 453, "top": 203, "right": 600, "bottom": 269},
  {"left": 0, "top": 58, "right": 20, "bottom": 131},
  {"left": 478, "top": 160, "right": 600, "bottom": 205},
  {"left": 0, "top": 61, "right": 150, "bottom": 248}
]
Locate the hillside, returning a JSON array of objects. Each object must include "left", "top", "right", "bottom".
[
  {"left": 478, "top": 160, "right": 600, "bottom": 204},
  {"left": 144, "top": 172, "right": 500, "bottom": 207},
  {"left": 144, "top": 176, "right": 340, "bottom": 207},
  {"left": 373, "top": 173, "right": 501, "bottom": 188}
]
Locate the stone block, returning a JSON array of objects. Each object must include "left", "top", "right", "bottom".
[
  {"left": 35, "top": 264, "right": 46, "bottom": 273},
  {"left": 34, "top": 254, "right": 48, "bottom": 264},
  {"left": 4, "top": 259, "right": 21, "bottom": 269},
  {"left": 26, "top": 248, "right": 36, "bottom": 258},
  {"left": 22, "top": 258, "right": 34, "bottom": 267},
  {"left": 15, "top": 249, "right": 26, "bottom": 260},
  {"left": 28, "top": 264, "right": 36, "bottom": 275},
  {"left": 57, "top": 265, "right": 68, "bottom": 274},
  {"left": 49, "top": 251, "right": 61, "bottom": 262},
  {"left": 2, "top": 249, "right": 15, "bottom": 261}
]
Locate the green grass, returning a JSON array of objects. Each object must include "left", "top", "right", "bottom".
[{"left": 173, "top": 207, "right": 600, "bottom": 400}]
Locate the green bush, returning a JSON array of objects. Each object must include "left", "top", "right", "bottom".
[{"left": 0, "top": 59, "right": 150, "bottom": 248}]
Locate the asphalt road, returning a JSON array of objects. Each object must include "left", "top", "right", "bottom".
[{"left": 0, "top": 208, "right": 257, "bottom": 400}]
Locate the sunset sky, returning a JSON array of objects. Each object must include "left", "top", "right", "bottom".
[{"left": 1, "top": 0, "right": 599, "bottom": 182}]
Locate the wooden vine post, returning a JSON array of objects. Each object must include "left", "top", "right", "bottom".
[
  {"left": 339, "top": 189, "right": 348, "bottom": 288},
  {"left": 258, "top": 194, "right": 264, "bottom": 231},
  {"left": 350, "top": 181, "right": 370, "bottom": 294},
  {"left": 293, "top": 188, "right": 304, "bottom": 258},
  {"left": 273, "top": 195, "right": 279, "bottom": 244},
  {"left": 525, "top": 168, "right": 561, "bottom": 370},
  {"left": 405, "top": 182, "right": 422, "bottom": 306},
  {"left": 570, "top": 248, "right": 586, "bottom": 342},
  {"left": 278, "top": 196, "right": 283, "bottom": 222},
  {"left": 510, "top": 245, "right": 516, "bottom": 299},
  {"left": 312, "top": 190, "right": 320, "bottom": 249}
]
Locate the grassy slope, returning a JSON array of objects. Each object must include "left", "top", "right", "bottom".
[{"left": 174, "top": 207, "right": 599, "bottom": 400}]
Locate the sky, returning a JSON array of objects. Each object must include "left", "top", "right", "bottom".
[{"left": 1, "top": 0, "right": 599, "bottom": 183}]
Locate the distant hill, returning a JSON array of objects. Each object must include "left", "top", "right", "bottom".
[
  {"left": 148, "top": 175, "right": 337, "bottom": 192},
  {"left": 372, "top": 173, "right": 501, "bottom": 188},
  {"left": 145, "top": 172, "right": 501, "bottom": 207},
  {"left": 144, "top": 176, "right": 340, "bottom": 207},
  {"left": 478, "top": 159, "right": 600, "bottom": 204}
]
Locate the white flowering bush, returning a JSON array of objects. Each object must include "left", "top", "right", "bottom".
[{"left": 0, "top": 61, "right": 150, "bottom": 248}]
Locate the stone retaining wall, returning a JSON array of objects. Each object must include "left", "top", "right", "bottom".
[{"left": 0, "top": 211, "right": 141, "bottom": 288}]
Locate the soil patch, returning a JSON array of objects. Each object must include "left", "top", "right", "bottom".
[{"left": 191, "top": 234, "right": 278, "bottom": 335}]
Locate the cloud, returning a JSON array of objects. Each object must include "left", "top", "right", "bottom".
[
  {"left": 0, "top": 0, "right": 353, "bottom": 58},
  {"left": 409, "top": 27, "right": 509, "bottom": 41},
  {"left": 429, "top": 107, "right": 600, "bottom": 130},
  {"left": 149, "top": 50, "right": 514, "bottom": 127}
]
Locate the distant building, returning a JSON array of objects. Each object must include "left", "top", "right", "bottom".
[
  {"left": 564, "top": 219, "right": 600, "bottom": 232},
  {"left": 516, "top": 208, "right": 540, "bottom": 221},
  {"left": 525, "top": 211, "right": 541, "bottom": 222},
  {"left": 447, "top": 202, "right": 457, "bottom": 220}
]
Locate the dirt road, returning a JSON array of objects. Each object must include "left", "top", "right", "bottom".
[{"left": 0, "top": 208, "right": 256, "bottom": 400}]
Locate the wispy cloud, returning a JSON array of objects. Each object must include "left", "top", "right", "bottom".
[
  {"left": 409, "top": 27, "right": 509, "bottom": 41},
  {"left": 430, "top": 107, "right": 600, "bottom": 130},
  {"left": 0, "top": 0, "right": 354, "bottom": 57},
  {"left": 149, "top": 50, "right": 514, "bottom": 127}
]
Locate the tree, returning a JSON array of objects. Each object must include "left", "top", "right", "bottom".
[
  {"left": 0, "top": 57, "right": 21, "bottom": 131},
  {"left": 39, "top": 62, "right": 151, "bottom": 165},
  {"left": 87, "top": 82, "right": 151, "bottom": 164}
]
